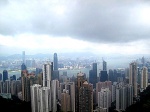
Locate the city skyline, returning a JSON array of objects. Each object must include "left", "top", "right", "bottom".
[{"left": 0, "top": 0, "right": 150, "bottom": 56}]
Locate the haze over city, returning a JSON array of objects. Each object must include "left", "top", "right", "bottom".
[{"left": 0, "top": 0, "right": 150, "bottom": 56}]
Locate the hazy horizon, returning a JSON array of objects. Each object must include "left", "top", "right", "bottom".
[{"left": 0, "top": 0, "right": 150, "bottom": 56}]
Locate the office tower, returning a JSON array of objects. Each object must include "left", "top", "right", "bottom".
[
  {"left": 22, "top": 51, "right": 25, "bottom": 64},
  {"left": 89, "top": 63, "right": 97, "bottom": 88},
  {"left": 103, "top": 60, "right": 107, "bottom": 71},
  {"left": 0, "top": 73, "right": 2, "bottom": 81},
  {"left": 108, "top": 69, "right": 114, "bottom": 82},
  {"left": 61, "top": 89, "right": 71, "bottom": 111},
  {"left": 43, "top": 63, "right": 52, "bottom": 88},
  {"left": 129, "top": 62, "right": 137, "bottom": 97},
  {"left": 100, "top": 71, "right": 108, "bottom": 82},
  {"left": 39, "top": 87, "right": 51, "bottom": 112},
  {"left": 75, "top": 72, "right": 93, "bottom": 112},
  {"left": 98, "top": 88, "right": 111, "bottom": 112},
  {"left": 21, "top": 63, "right": 27, "bottom": 71},
  {"left": 141, "top": 66, "right": 148, "bottom": 89},
  {"left": 113, "top": 69, "right": 117, "bottom": 82},
  {"left": 141, "top": 56, "right": 145, "bottom": 66},
  {"left": 10, "top": 75, "right": 16, "bottom": 81},
  {"left": 54, "top": 53, "right": 58, "bottom": 70},
  {"left": 3, "top": 70, "right": 8, "bottom": 81},
  {"left": 51, "top": 80, "right": 59, "bottom": 112},
  {"left": 30, "top": 84, "right": 41, "bottom": 112},
  {"left": 52, "top": 70, "right": 59, "bottom": 80}
]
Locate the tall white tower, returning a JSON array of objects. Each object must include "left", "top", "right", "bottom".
[
  {"left": 39, "top": 87, "right": 51, "bottom": 112},
  {"left": 141, "top": 66, "right": 148, "bottom": 89},
  {"left": 98, "top": 88, "right": 111, "bottom": 112},
  {"left": 30, "top": 84, "right": 41, "bottom": 112},
  {"left": 43, "top": 63, "right": 52, "bottom": 88}
]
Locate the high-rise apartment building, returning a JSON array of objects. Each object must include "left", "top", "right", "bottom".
[
  {"left": 116, "top": 84, "right": 133, "bottom": 111},
  {"left": 75, "top": 72, "right": 93, "bottom": 112},
  {"left": 51, "top": 80, "right": 59, "bottom": 112},
  {"left": 39, "top": 87, "right": 51, "bottom": 112},
  {"left": 96, "top": 81, "right": 112, "bottom": 104},
  {"left": 60, "top": 82, "right": 75, "bottom": 112},
  {"left": 30, "top": 84, "right": 41, "bottom": 112},
  {"left": 129, "top": 62, "right": 137, "bottom": 97},
  {"left": 61, "top": 89, "right": 71, "bottom": 112},
  {"left": 98, "top": 88, "right": 111, "bottom": 112},
  {"left": 43, "top": 63, "right": 52, "bottom": 88},
  {"left": 3, "top": 80, "right": 10, "bottom": 93},
  {"left": 141, "top": 66, "right": 148, "bottom": 89},
  {"left": 54, "top": 53, "right": 58, "bottom": 70}
]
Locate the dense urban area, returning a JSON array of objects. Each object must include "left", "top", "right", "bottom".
[{"left": 0, "top": 51, "right": 150, "bottom": 112}]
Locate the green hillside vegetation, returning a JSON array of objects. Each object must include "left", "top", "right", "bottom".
[
  {"left": 126, "top": 85, "right": 150, "bottom": 112},
  {"left": 0, "top": 95, "right": 31, "bottom": 112}
]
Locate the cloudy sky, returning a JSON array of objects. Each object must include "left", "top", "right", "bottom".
[{"left": 0, "top": 0, "right": 150, "bottom": 56}]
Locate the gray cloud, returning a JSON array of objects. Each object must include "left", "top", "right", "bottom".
[{"left": 0, "top": 0, "right": 150, "bottom": 43}]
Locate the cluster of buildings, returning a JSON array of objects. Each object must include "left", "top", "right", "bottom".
[{"left": 0, "top": 52, "right": 150, "bottom": 112}]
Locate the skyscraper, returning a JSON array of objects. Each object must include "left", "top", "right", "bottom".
[
  {"left": 39, "top": 87, "right": 51, "bottom": 112},
  {"left": 21, "top": 63, "right": 27, "bottom": 71},
  {"left": 103, "top": 60, "right": 107, "bottom": 71},
  {"left": 75, "top": 72, "right": 86, "bottom": 112},
  {"left": 89, "top": 63, "right": 97, "bottom": 88},
  {"left": 0, "top": 73, "right": 2, "bottom": 81},
  {"left": 43, "top": 63, "right": 52, "bottom": 88},
  {"left": 116, "top": 84, "right": 133, "bottom": 111},
  {"left": 3, "top": 70, "right": 8, "bottom": 82},
  {"left": 100, "top": 71, "right": 108, "bottom": 82},
  {"left": 79, "top": 81, "right": 93, "bottom": 112},
  {"left": 129, "top": 62, "right": 137, "bottom": 97},
  {"left": 60, "top": 82, "right": 75, "bottom": 112},
  {"left": 96, "top": 81, "right": 112, "bottom": 104},
  {"left": 3, "top": 80, "right": 10, "bottom": 93},
  {"left": 75, "top": 72, "right": 93, "bottom": 112},
  {"left": 30, "top": 84, "right": 41, "bottom": 112},
  {"left": 54, "top": 53, "right": 58, "bottom": 70},
  {"left": 52, "top": 70, "right": 59, "bottom": 80},
  {"left": 22, "top": 51, "right": 25, "bottom": 64},
  {"left": 141, "top": 66, "right": 148, "bottom": 89},
  {"left": 61, "top": 89, "right": 71, "bottom": 112},
  {"left": 98, "top": 88, "right": 111, "bottom": 112},
  {"left": 51, "top": 80, "right": 59, "bottom": 112}
]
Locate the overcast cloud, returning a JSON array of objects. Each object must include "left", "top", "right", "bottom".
[{"left": 0, "top": 0, "right": 150, "bottom": 55}]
